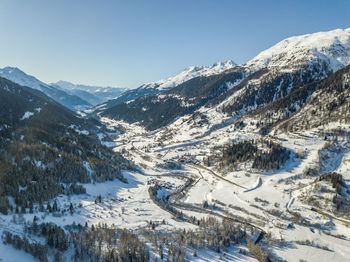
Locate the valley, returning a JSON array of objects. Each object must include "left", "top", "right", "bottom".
[
  {"left": 98, "top": 114, "right": 350, "bottom": 261},
  {"left": 1, "top": 27, "right": 350, "bottom": 262}
]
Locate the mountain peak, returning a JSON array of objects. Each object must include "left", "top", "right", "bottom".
[
  {"left": 143, "top": 59, "right": 236, "bottom": 91},
  {"left": 0, "top": 66, "right": 47, "bottom": 91},
  {"left": 0, "top": 67, "right": 93, "bottom": 110},
  {"left": 246, "top": 27, "right": 350, "bottom": 72},
  {"left": 212, "top": 60, "right": 236, "bottom": 68},
  {"left": 183, "top": 60, "right": 236, "bottom": 73},
  {"left": 0, "top": 66, "right": 22, "bottom": 74},
  {"left": 0, "top": 66, "right": 30, "bottom": 78}
]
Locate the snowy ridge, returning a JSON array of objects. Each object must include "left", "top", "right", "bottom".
[
  {"left": 52, "top": 80, "right": 127, "bottom": 94},
  {"left": 0, "top": 67, "right": 92, "bottom": 110},
  {"left": 246, "top": 28, "right": 350, "bottom": 72},
  {"left": 52, "top": 80, "right": 129, "bottom": 105},
  {"left": 209, "top": 28, "right": 350, "bottom": 123},
  {"left": 139, "top": 60, "right": 236, "bottom": 91},
  {"left": 0, "top": 67, "right": 52, "bottom": 92},
  {"left": 93, "top": 60, "right": 237, "bottom": 111}
]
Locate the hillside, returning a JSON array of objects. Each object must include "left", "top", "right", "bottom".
[
  {"left": 101, "top": 66, "right": 246, "bottom": 130},
  {"left": 234, "top": 64, "right": 350, "bottom": 135},
  {"left": 2, "top": 27, "right": 350, "bottom": 262},
  {"left": 100, "top": 28, "right": 350, "bottom": 132},
  {"left": 216, "top": 28, "right": 350, "bottom": 116},
  {"left": 0, "top": 77, "right": 131, "bottom": 215},
  {"left": 94, "top": 60, "right": 236, "bottom": 111},
  {"left": 278, "top": 64, "right": 350, "bottom": 132},
  {"left": 0, "top": 67, "right": 91, "bottom": 110},
  {"left": 246, "top": 28, "right": 350, "bottom": 72}
]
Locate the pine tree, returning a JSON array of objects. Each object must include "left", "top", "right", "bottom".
[
  {"left": 29, "top": 201, "right": 34, "bottom": 213},
  {"left": 53, "top": 200, "right": 58, "bottom": 212},
  {"left": 39, "top": 201, "right": 44, "bottom": 212},
  {"left": 69, "top": 203, "right": 74, "bottom": 215},
  {"left": 47, "top": 203, "right": 52, "bottom": 213}
]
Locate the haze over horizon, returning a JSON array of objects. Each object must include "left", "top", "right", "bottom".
[{"left": 0, "top": 0, "right": 349, "bottom": 89}]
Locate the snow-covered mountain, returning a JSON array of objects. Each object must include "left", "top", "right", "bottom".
[
  {"left": 139, "top": 60, "right": 236, "bottom": 92},
  {"left": 51, "top": 80, "right": 128, "bottom": 106},
  {"left": 0, "top": 67, "right": 91, "bottom": 110},
  {"left": 217, "top": 28, "right": 350, "bottom": 117},
  {"left": 95, "top": 60, "right": 236, "bottom": 110},
  {"left": 3, "top": 28, "right": 350, "bottom": 262},
  {"left": 246, "top": 28, "right": 350, "bottom": 73},
  {"left": 0, "top": 67, "right": 50, "bottom": 92},
  {"left": 53, "top": 80, "right": 127, "bottom": 94},
  {"left": 96, "top": 30, "right": 350, "bottom": 261},
  {"left": 100, "top": 28, "right": 350, "bottom": 131}
]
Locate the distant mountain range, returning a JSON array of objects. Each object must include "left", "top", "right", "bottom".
[
  {"left": 0, "top": 74, "right": 130, "bottom": 209},
  {"left": 2, "top": 27, "right": 350, "bottom": 132},
  {"left": 51, "top": 80, "right": 128, "bottom": 106},
  {"left": 99, "top": 27, "right": 350, "bottom": 131},
  {"left": 0, "top": 68, "right": 128, "bottom": 110},
  {"left": 0, "top": 61, "right": 237, "bottom": 112},
  {"left": 0, "top": 67, "right": 92, "bottom": 110},
  {"left": 94, "top": 60, "right": 236, "bottom": 111}
]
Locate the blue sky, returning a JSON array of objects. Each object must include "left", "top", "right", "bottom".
[{"left": 0, "top": 0, "right": 349, "bottom": 88}]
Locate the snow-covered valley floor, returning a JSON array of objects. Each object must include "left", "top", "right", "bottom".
[{"left": 1, "top": 117, "right": 350, "bottom": 262}]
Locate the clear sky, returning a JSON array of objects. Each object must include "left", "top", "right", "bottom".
[{"left": 0, "top": 0, "right": 349, "bottom": 88}]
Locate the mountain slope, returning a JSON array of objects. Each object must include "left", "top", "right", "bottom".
[
  {"left": 95, "top": 60, "right": 236, "bottom": 111},
  {"left": 101, "top": 66, "right": 246, "bottom": 130},
  {"left": 277, "top": 64, "right": 350, "bottom": 132},
  {"left": 231, "top": 64, "right": 350, "bottom": 136},
  {"left": 99, "top": 28, "right": 350, "bottom": 132},
  {"left": 246, "top": 28, "right": 350, "bottom": 72},
  {"left": 0, "top": 77, "right": 130, "bottom": 214},
  {"left": 0, "top": 67, "right": 91, "bottom": 110},
  {"left": 215, "top": 28, "right": 350, "bottom": 116}
]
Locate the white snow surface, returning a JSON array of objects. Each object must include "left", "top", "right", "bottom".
[
  {"left": 246, "top": 27, "right": 350, "bottom": 72},
  {"left": 0, "top": 243, "right": 37, "bottom": 262},
  {"left": 138, "top": 60, "right": 236, "bottom": 91},
  {"left": 97, "top": 113, "right": 350, "bottom": 262},
  {"left": 20, "top": 111, "right": 34, "bottom": 120},
  {"left": 2, "top": 115, "right": 350, "bottom": 261},
  {"left": 68, "top": 124, "right": 89, "bottom": 135},
  {"left": 52, "top": 80, "right": 128, "bottom": 94},
  {"left": 0, "top": 67, "right": 51, "bottom": 92}
]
